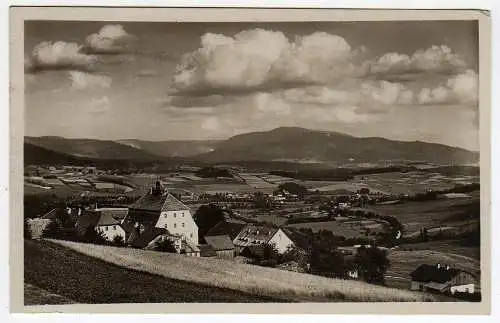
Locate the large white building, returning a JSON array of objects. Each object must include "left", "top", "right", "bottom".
[{"left": 122, "top": 181, "right": 199, "bottom": 249}]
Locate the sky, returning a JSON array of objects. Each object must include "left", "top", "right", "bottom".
[{"left": 24, "top": 20, "right": 479, "bottom": 151}]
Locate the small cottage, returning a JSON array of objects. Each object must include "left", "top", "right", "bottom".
[
  {"left": 204, "top": 235, "right": 235, "bottom": 260},
  {"left": 410, "top": 264, "right": 477, "bottom": 294}
]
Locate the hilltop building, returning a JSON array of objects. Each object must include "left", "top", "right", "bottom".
[{"left": 121, "top": 181, "right": 199, "bottom": 253}]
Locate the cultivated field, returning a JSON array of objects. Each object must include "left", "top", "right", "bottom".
[
  {"left": 387, "top": 249, "right": 481, "bottom": 283},
  {"left": 364, "top": 196, "right": 479, "bottom": 236},
  {"left": 50, "top": 239, "right": 435, "bottom": 302}
]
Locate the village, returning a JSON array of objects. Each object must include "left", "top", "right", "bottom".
[{"left": 25, "top": 164, "right": 481, "bottom": 301}]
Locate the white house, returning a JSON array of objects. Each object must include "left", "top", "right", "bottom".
[
  {"left": 95, "top": 212, "right": 126, "bottom": 242},
  {"left": 154, "top": 194, "right": 199, "bottom": 245},
  {"left": 268, "top": 228, "right": 295, "bottom": 254},
  {"left": 122, "top": 181, "right": 199, "bottom": 247},
  {"left": 233, "top": 225, "right": 309, "bottom": 255}
]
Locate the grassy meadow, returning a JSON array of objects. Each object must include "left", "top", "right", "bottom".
[{"left": 48, "top": 239, "right": 435, "bottom": 302}]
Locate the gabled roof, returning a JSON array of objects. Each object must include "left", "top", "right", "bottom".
[
  {"left": 410, "top": 264, "right": 462, "bottom": 283},
  {"left": 96, "top": 212, "right": 121, "bottom": 226},
  {"left": 162, "top": 194, "right": 190, "bottom": 212},
  {"left": 199, "top": 244, "right": 217, "bottom": 257},
  {"left": 75, "top": 210, "right": 101, "bottom": 236},
  {"left": 128, "top": 226, "right": 167, "bottom": 249},
  {"left": 96, "top": 208, "right": 128, "bottom": 220},
  {"left": 128, "top": 192, "right": 189, "bottom": 213},
  {"left": 204, "top": 235, "right": 235, "bottom": 251},
  {"left": 233, "top": 224, "right": 278, "bottom": 247},
  {"left": 206, "top": 221, "right": 246, "bottom": 240},
  {"left": 280, "top": 227, "right": 312, "bottom": 251}
]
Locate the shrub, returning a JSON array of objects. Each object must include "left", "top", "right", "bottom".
[
  {"left": 112, "top": 235, "right": 126, "bottom": 247},
  {"left": 155, "top": 238, "right": 177, "bottom": 253}
]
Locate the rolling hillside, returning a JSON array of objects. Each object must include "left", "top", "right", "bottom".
[
  {"left": 25, "top": 136, "right": 163, "bottom": 161},
  {"left": 117, "top": 139, "right": 220, "bottom": 157},
  {"left": 25, "top": 127, "right": 479, "bottom": 167},
  {"left": 25, "top": 240, "right": 280, "bottom": 304},
  {"left": 49, "top": 239, "right": 434, "bottom": 302},
  {"left": 195, "top": 127, "right": 479, "bottom": 165}
]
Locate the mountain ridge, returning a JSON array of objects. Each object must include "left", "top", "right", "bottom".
[{"left": 25, "top": 127, "right": 479, "bottom": 166}]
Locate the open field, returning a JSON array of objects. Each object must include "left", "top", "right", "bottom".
[
  {"left": 387, "top": 249, "right": 480, "bottom": 284},
  {"left": 365, "top": 196, "right": 479, "bottom": 236},
  {"left": 49, "top": 239, "right": 435, "bottom": 302},
  {"left": 395, "top": 240, "right": 480, "bottom": 260},
  {"left": 24, "top": 240, "right": 281, "bottom": 304}
]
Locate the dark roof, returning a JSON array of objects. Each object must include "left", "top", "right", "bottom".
[
  {"left": 206, "top": 221, "right": 246, "bottom": 240},
  {"left": 280, "top": 227, "right": 312, "bottom": 251},
  {"left": 96, "top": 212, "right": 121, "bottom": 226},
  {"left": 97, "top": 208, "right": 128, "bottom": 220},
  {"left": 75, "top": 210, "right": 101, "bottom": 236},
  {"left": 128, "top": 191, "right": 189, "bottom": 212},
  {"left": 121, "top": 209, "right": 161, "bottom": 236},
  {"left": 204, "top": 235, "right": 235, "bottom": 251},
  {"left": 233, "top": 224, "right": 278, "bottom": 247},
  {"left": 410, "top": 264, "right": 462, "bottom": 283},
  {"left": 162, "top": 194, "right": 190, "bottom": 211},
  {"left": 240, "top": 245, "right": 265, "bottom": 258},
  {"left": 128, "top": 226, "right": 167, "bottom": 249},
  {"left": 199, "top": 244, "right": 217, "bottom": 257}
]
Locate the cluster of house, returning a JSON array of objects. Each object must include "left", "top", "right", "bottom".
[{"left": 28, "top": 180, "right": 478, "bottom": 296}]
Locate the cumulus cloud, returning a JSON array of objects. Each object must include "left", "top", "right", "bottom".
[
  {"left": 68, "top": 71, "right": 112, "bottom": 90},
  {"left": 371, "top": 45, "right": 467, "bottom": 80},
  {"left": 173, "top": 29, "right": 364, "bottom": 95},
  {"left": 85, "top": 24, "right": 136, "bottom": 54},
  {"left": 417, "top": 69, "right": 478, "bottom": 105},
  {"left": 26, "top": 41, "right": 98, "bottom": 72}
]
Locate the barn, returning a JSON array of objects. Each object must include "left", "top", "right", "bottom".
[{"left": 410, "top": 264, "right": 478, "bottom": 294}]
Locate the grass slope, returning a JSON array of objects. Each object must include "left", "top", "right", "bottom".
[
  {"left": 24, "top": 240, "right": 281, "bottom": 304},
  {"left": 49, "top": 239, "right": 434, "bottom": 302}
]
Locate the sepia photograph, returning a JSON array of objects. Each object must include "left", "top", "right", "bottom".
[{"left": 9, "top": 6, "right": 491, "bottom": 315}]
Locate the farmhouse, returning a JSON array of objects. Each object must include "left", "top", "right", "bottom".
[
  {"left": 410, "top": 264, "right": 478, "bottom": 294},
  {"left": 121, "top": 181, "right": 199, "bottom": 249},
  {"left": 95, "top": 212, "right": 126, "bottom": 242},
  {"left": 206, "top": 220, "right": 246, "bottom": 241},
  {"left": 204, "top": 235, "right": 235, "bottom": 260},
  {"left": 233, "top": 224, "right": 300, "bottom": 254}
]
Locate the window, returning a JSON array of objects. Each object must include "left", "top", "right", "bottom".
[
  {"left": 113, "top": 225, "right": 116, "bottom": 230},
  {"left": 182, "top": 223, "right": 185, "bottom": 228},
  {"left": 190, "top": 233, "right": 193, "bottom": 238},
  {"left": 173, "top": 212, "right": 176, "bottom": 218},
  {"left": 174, "top": 223, "right": 177, "bottom": 228},
  {"left": 105, "top": 227, "right": 108, "bottom": 231}
]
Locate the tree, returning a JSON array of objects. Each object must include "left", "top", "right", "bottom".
[
  {"left": 41, "top": 220, "right": 62, "bottom": 239},
  {"left": 24, "top": 219, "right": 32, "bottom": 240},
  {"left": 277, "top": 182, "right": 307, "bottom": 198},
  {"left": 155, "top": 237, "right": 177, "bottom": 253},
  {"left": 193, "top": 204, "right": 226, "bottom": 244},
  {"left": 81, "top": 227, "right": 108, "bottom": 245},
  {"left": 354, "top": 246, "right": 390, "bottom": 285},
  {"left": 112, "top": 235, "right": 125, "bottom": 247},
  {"left": 309, "top": 248, "right": 347, "bottom": 278}
]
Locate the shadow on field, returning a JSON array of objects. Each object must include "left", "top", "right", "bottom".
[{"left": 24, "top": 240, "right": 288, "bottom": 305}]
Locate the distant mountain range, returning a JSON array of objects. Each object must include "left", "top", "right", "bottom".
[{"left": 24, "top": 127, "right": 479, "bottom": 167}]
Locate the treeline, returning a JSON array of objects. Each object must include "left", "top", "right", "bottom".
[
  {"left": 269, "top": 166, "right": 423, "bottom": 182},
  {"left": 24, "top": 194, "right": 138, "bottom": 219},
  {"left": 195, "top": 166, "right": 234, "bottom": 179}
]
